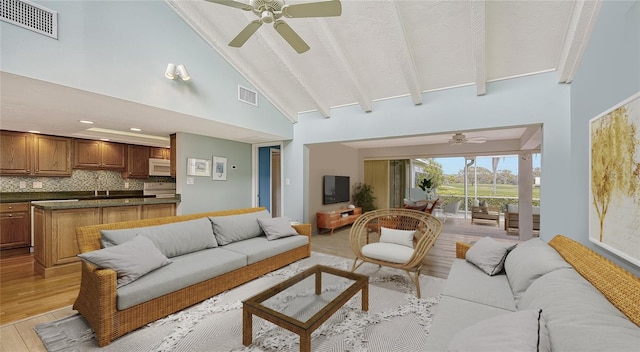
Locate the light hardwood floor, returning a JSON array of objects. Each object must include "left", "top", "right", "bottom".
[{"left": 0, "top": 216, "right": 518, "bottom": 351}]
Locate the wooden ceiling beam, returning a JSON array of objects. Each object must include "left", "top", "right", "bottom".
[
  {"left": 557, "top": 0, "right": 602, "bottom": 83},
  {"left": 470, "top": 0, "right": 487, "bottom": 96},
  {"left": 389, "top": 2, "right": 423, "bottom": 105}
]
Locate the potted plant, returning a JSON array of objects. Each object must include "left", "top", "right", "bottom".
[
  {"left": 352, "top": 182, "right": 376, "bottom": 212},
  {"left": 418, "top": 176, "right": 435, "bottom": 200}
]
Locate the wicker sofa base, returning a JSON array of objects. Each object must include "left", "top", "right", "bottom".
[{"left": 73, "top": 207, "right": 312, "bottom": 347}]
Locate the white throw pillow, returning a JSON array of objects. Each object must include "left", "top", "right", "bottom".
[
  {"left": 465, "top": 236, "right": 517, "bottom": 276},
  {"left": 448, "top": 309, "right": 550, "bottom": 352},
  {"left": 78, "top": 235, "right": 172, "bottom": 287},
  {"left": 379, "top": 227, "right": 415, "bottom": 248}
]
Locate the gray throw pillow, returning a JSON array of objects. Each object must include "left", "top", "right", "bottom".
[
  {"left": 257, "top": 217, "right": 299, "bottom": 240},
  {"left": 504, "top": 238, "right": 571, "bottom": 302},
  {"left": 448, "top": 309, "right": 550, "bottom": 352},
  {"left": 465, "top": 236, "right": 516, "bottom": 275},
  {"left": 78, "top": 236, "right": 172, "bottom": 287},
  {"left": 209, "top": 210, "right": 271, "bottom": 245},
  {"left": 101, "top": 218, "right": 217, "bottom": 258}
]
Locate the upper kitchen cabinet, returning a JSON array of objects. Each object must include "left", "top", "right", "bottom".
[
  {"left": 170, "top": 134, "right": 176, "bottom": 178},
  {"left": 150, "top": 147, "right": 170, "bottom": 160},
  {"left": 1, "top": 131, "right": 72, "bottom": 176},
  {"left": 0, "top": 130, "right": 31, "bottom": 175},
  {"left": 123, "top": 145, "right": 150, "bottom": 179},
  {"left": 73, "top": 139, "right": 126, "bottom": 170},
  {"left": 33, "top": 134, "right": 72, "bottom": 176}
]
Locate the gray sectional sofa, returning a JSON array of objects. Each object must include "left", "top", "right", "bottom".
[
  {"left": 425, "top": 236, "right": 640, "bottom": 351},
  {"left": 74, "top": 207, "right": 311, "bottom": 346}
]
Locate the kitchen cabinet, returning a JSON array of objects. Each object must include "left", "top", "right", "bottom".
[
  {"left": 123, "top": 145, "right": 150, "bottom": 179},
  {"left": 0, "top": 202, "right": 31, "bottom": 255},
  {"left": 103, "top": 205, "right": 141, "bottom": 223},
  {"left": 142, "top": 203, "right": 176, "bottom": 219},
  {"left": 33, "top": 134, "right": 72, "bottom": 176},
  {"left": 73, "top": 139, "right": 126, "bottom": 170},
  {"left": 150, "top": 147, "right": 171, "bottom": 160},
  {"left": 170, "top": 133, "right": 176, "bottom": 177},
  {"left": 1, "top": 131, "right": 72, "bottom": 176},
  {"left": 33, "top": 207, "right": 101, "bottom": 277},
  {"left": 0, "top": 130, "right": 31, "bottom": 175}
]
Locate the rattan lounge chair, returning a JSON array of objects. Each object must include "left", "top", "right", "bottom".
[{"left": 349, "top": 208, "right": 442, "bottom": 298}]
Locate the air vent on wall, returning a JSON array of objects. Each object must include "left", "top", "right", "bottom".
[
  {"left": 238, "top": 85, "right": 258, "bottom": 106},
  {"left": 1, "top": 0, "right": 57, "bottom": 39}
]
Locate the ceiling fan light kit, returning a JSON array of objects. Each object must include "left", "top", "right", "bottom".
[{"left": 205, "top": 0, "right": 342, "bottom": 53}]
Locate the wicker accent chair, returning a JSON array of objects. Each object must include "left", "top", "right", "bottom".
[{"left": 350, "top": 208, "right": 442, "bottom": 298}]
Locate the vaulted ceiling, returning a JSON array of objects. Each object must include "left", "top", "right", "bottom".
[{"left": 169, "top": 0, "right": 600, "bottom": 123}]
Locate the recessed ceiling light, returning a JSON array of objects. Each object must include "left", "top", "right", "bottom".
[
  {"left": 130, "top": 127, "right": 142, "bottom": 132},
  {"left": 28, "top": 130, "right": 41, "bottom": 134},
  {"left": 79, "top": 120, "right": 94, "bottom": 124}
]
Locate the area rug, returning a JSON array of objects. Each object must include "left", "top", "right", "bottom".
[{"left": 35, "top": 252, "right": 446, "bottom": 352}]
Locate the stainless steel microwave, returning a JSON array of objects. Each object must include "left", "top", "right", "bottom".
[{"left": 149, "top": 158, "right": 171, "bottom": 176}]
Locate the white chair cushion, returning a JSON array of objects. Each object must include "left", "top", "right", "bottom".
[
  {"left": 361, "top": 242, "right": 414, "bottom": 264},
  {"left": 379, "top": 227, "right": 415, "bottom": 248}
]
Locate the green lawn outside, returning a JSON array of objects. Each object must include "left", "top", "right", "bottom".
[{"left": 434, "top": 183, "right": 540, "bottom": 208}]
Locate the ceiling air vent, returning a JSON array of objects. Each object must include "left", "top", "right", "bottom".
[
  {"left": 1, "top": 0, "right": 58, "bottom": 39},
  {"left": 238, "top": 85, "right": 258, "bottom": 107}
]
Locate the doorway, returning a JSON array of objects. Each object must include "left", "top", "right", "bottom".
[{"left": 257, "top": 145, "right": 282, "bottom": 216}]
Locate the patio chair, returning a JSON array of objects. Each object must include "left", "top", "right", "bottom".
[
  {"left": 442, "top": 200, "right": 461, "bottom": 223},
  {"left": 350, "top": 208, "right": 442, "bottom": 298}
]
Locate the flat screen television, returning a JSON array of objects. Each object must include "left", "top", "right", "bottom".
[{"left": 323, "top": 175, "right": 350, "bottom": 204}]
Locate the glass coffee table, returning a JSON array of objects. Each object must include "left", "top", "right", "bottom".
[{"left": 242, "top": 265, "right": 369, "bottom": 352}]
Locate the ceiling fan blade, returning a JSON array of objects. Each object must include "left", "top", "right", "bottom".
[
  {"left": 229, "top": 20, "right": 262, "bottom": 47},
  {"left": 467, "top": 137, "right": 487, "bottom": 143},
  {"left": 204, "top": 0, "right": 253, "bottom": 11},
  {"left": 273, "top": 20, "right": 310, "bottom": 53},
  {"left": 282, "top": 0, "right": 342, "bottom": 18}
]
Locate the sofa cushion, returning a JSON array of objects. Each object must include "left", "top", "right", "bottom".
[
  {"left": 78, "top": 235, "right": 172, "bottom": 288},
  {"left": 379, "top": 227, "right": 415, "bottom": 248},
  {"left": 222, "top": 235, "right": 309, "bottom": 265},
  {"left": 424, "top": 295, "right": 513, "bottom": 351},
  {"left": 448, "top": 309, "right": 550, "bottom": 352},
  {"left": 442, "top": 259, "right": 516, "bottom": 311},
  {"left": 116, "top": 247, "right": 246, "bottom": 310},
  {"left": 100, "top": 217, "right": 218, "bottom": 258},
  {"left": 257, "top": 217, "right": 299, "bottom": 240},
  {"left": 504, "top": 238, "right": 571, "bottom": 303},
  {"left": 518, "top": 268, "right": 640, "bottom": 352},
  {"left": 361, "top": 242, "right": 413, "bottom": 264},
  {"left": 465, "top": 237, "right": 516, "bottom": 276},
  {"left": 209, "top": 210, "right": 271, "bottom": 245}
]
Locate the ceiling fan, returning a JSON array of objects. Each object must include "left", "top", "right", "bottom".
[
  {"left": 205, "top": 0, "right": 342, "bottom": 54},
  {"left": 448, "top": 133, "right": 487, "bottom": 146}
]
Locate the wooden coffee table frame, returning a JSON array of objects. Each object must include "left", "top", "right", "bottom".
[{"left": 242, "top": 265, "right": 369, "bottom": 352}]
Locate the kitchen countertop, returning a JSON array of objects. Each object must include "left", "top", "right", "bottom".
[
  {"left": 1, "top": 191, "right": 146, "bottom": 203},
  {"left": 31, "top": 195, "right": 180, "bottom": 210}
]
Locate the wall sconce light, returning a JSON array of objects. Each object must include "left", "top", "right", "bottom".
[{"left": 165, "top": 63, "right": 191, "bottom": 81}]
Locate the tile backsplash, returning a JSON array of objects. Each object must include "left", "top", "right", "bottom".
[{"left": 0, "top": 170, "right": 174, "bottom": 192}]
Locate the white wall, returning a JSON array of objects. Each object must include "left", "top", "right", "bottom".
[{"left": 569, "top": 0, "right": 640, "bottom": 275}]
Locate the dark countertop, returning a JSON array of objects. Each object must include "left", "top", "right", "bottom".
[
  {"left": 31, "top": 195, "right": 181, "bottom": 210},
  {"left": 1, "top": 191, "right": 146, "bottom": 203}
]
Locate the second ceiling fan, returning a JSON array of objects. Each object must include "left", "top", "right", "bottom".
[{"left": 205, "top": 0, "right": 342, "bottom": 53}]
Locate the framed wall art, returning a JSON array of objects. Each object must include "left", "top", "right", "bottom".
[
  {"left": 187, "top": 158, "right": 211, "bottom": 177},
  {"left": 213, "top": 156, "right": 227, "bottom": 181},
  {"left": 589, "top": 92, "right": 640, "bottom": 266}
]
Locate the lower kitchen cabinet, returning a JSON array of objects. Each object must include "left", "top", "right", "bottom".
[
  {"left": 0, "top": 202, "right": 31, "bottom": 256},
  {"left": 33, "top": 203, "right": 176, "bottom": 277}
]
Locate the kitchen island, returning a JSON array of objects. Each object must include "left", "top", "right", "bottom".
[{"left": 31, "top": 196, "right": 179, "bottom": 277}]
